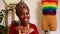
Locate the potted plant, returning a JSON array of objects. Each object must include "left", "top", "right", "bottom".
[{"left": 0, "top": 11, "right": 9, "bottom": 34}]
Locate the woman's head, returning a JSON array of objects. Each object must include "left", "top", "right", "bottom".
[{"left": 15, "top": 2, "right": 30, "bottom": 24}]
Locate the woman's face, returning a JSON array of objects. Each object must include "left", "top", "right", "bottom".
[{"left": 19, "top": 8, "right": 30, "bottom": 24}]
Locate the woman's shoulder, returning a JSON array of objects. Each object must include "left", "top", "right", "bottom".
[
  {"left": 29, "top": 23, "right": 37, "bottom": 28},
  {"left": 12, "top": 20, "right": 18, "bottom": 24},
  {"left": 30, "top": 23, "right": 35, "bottom": 26},
  {"left": 10, "top": 20, "right": 19, "bottom": 26}
]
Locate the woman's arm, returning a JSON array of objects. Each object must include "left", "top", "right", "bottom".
[
  {"left": 21, "top": 24, "right": 39, "bottom": 34},
  {"left": 9, "top": 23, "right": 17, "bottom": 34},
  {"left": 30, "top": 24, "right": 39, "bottom": 34}
]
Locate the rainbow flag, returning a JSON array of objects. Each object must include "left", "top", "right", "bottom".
[{"left": 42, "top": 0, "right": 58, "bottom": 15}]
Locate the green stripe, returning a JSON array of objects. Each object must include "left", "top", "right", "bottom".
[{"left": 42, "top": 6, "right": 57, "bottom": 10}]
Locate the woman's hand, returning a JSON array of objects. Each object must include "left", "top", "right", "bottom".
[
  {"left": 15, "top": 26, "right": 34, "bottom": 34},
  {"left": 15, "top": 25, "right": 24, "bottom": 31},
  {"left": 22, "top": 27, "right": 34, "bottom": 34}
]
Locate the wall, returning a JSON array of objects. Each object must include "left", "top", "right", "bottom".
[{"left": 0, "top": 0, "right": 60, "bottom": 34}]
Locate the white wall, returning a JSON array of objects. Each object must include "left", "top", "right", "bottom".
[{"left": 0, "top": 0, "right": 60, "bottom": 34}]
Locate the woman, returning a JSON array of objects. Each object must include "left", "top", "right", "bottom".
[{"left": 9, "top": 1, "right": 39, "bottom": 34}]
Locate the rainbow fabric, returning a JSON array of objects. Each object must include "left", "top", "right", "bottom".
[{"left": 42, "top": 0, "right": 58, "bottom": 15}]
